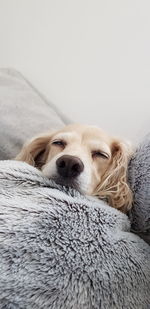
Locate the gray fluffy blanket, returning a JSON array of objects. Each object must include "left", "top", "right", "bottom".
[{"left": 0, "top": 161, "right": 149, "bottom": 309}]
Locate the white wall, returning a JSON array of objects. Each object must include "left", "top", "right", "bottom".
[{"left": 0, "top": 0, "right": 150, "bottom": 142}]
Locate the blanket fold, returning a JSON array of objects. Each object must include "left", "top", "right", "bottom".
[{"left": 0, "top": 161, "right": 149, "bottom": 309}]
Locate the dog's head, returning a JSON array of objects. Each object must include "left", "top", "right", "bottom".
[{"left": 16, "top": 124, "right": 133, "bottom": 212}]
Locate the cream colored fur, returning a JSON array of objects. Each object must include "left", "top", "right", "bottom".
[{"left": 16, "top": 124, "right": 133, "bottom": 212}]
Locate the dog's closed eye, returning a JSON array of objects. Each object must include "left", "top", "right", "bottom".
[
  {"left": 92, "top": 151, "right": 109, "bottom": 159},
  {"left": 51, "top": 140, "right": 66, "bottom": 148}
]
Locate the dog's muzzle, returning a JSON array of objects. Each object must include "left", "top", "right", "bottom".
[{"left": 56, "top": 155, "right": 84, "bottom": 179}]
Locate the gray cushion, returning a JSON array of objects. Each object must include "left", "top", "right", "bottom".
[
  {"left": 128, "top": 133, "right": 150, "bottom": 244},
  {"left": 0, "top": 68, "right": 68, "bottom": 160}
]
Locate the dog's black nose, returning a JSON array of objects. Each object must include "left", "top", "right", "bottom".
[{"left": 56, "top": 155, "right": 84, "bottom": 178}]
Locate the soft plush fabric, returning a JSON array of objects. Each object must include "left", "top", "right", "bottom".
[
  {"left": 0, "top": 160, "right": 149, "bottom": 309},
  {"left": 0, "top": 68, "right": 149, "bottom": 308},
  {"left": 128, "top": 133, "right": 150, "bottom": 244},
  {"left": 0, "top": 68, "right": 68, "bottom": 160}
]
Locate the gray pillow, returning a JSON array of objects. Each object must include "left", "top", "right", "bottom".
[
  {"left": 128, "top": 133, "right": 150, "bottom": 244},
  {"left": 0, "top": 68, "right": 68, "bottom": 160}
]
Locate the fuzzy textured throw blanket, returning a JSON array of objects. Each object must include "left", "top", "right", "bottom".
[{"left": 0, "top": 160, "right": 149, "bottom": 309}]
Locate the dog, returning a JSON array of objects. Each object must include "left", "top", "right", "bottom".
[{"left": 16, "top": 124, "right": 133, "bottom": 212}]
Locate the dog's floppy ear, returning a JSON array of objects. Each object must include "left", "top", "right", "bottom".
[
  {"left": 15, "top": 134, "right": 54, "bottom": 169},
  {"left": 95, "top": 140, "right": 133, "bottom": 212}
]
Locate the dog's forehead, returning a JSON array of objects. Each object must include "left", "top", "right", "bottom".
[
  {"left": 54, "top": 131, "right": 79, "bottom": 140},
  {"left": 76, "top": 125, "right": 112, "bottom": 144},
  {"left": 54, "top": 125, "right": 112, "bottom": 145},
  {"left": 83, "top": 127, "right": 110, "bottom": 140}
]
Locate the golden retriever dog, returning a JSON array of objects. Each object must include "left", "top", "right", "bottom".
[{"left": 16, "top": 124, "right": 133, "bottom": 212}]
